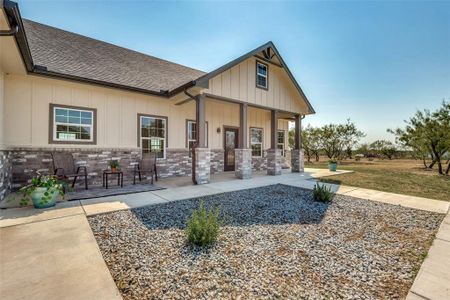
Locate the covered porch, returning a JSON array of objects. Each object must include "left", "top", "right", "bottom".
[{"left": 179, "top": 92, "right": 305, "bottom": 185}]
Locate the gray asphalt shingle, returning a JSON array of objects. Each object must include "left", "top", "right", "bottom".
[{"left": 23, "top": 19, "right": 206, "bottom": 93}]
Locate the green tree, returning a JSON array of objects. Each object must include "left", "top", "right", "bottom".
[
  {"left": 356, "top": 143, "right": 370, "bottom": 157},
  {"left": 389, "top": 100, "right": 450, "bottom": 175},
  {"left": 300, "top": 125, "right": 321, "bottom": 162},
  {"left": 370, "top": 140, "right": 397, "bottom": 160},
  {"left": 319, "top": 120, "right": 365, "bottom": 160}
]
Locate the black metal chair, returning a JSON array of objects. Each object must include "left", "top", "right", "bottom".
[
  {"left": 52, "top": 152, "right": 88, "bottom": 189},
  {"left": 133, "top": 152, "right": 158, "bottom": 184}
]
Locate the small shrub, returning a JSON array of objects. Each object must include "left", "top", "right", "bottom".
[
  {"left": 313, "top": 183, "right": 334, "bottom": 202},
  {"left": 185, "top": 201, "right": 220, "bottom": 247}
]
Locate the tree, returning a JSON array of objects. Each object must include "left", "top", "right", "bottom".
[
  {"left": 389, "top": 100, "right": 450, "bottom": 175},
  {"left": 300, "top": 125, "right": 321, "bottom": 162},
  {"left": 319, "top": 120, "right": 365, "bottom": 160},
  {"left": 370, "top": 140, "right": 397, "bottom": 160}
]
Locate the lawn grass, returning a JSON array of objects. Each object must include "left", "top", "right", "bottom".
[{"left": 307, "top": 158, "right": 450, "bottom": 201}]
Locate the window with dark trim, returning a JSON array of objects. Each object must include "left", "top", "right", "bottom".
[
  {"left": 139, "top": 115, "right": 167, "bottom": 159},
  {"left": 186, "top": 120, "right": 208, "bottom": 156},
  {"left": 277, "top": 130, "right": 285, "bottom": 156},
  {"left": 50, "top": 104, "right": 96, "bottom": 144},
  {"left": 250, "top": 127, "right": 263, "bottom": 157},
  {"left": 256, "top": 61, "right": 268, "bottom": 89}
]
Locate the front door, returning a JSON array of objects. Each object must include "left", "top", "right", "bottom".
[{"left": 224, "top": 127, "right": 239, "bottom": 171}]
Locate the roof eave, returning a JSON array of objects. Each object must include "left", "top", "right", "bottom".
[{"left": 2, "top": 0, "right": 34, "bottom": 72}]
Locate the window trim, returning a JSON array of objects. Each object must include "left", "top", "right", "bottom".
[
  {"left": 255, "top": 61, "right": 269, "bottom": 90},
  {"left": 250, "top": 127, "right": 264, "bottom": 158},
  {"left": 49, "top": 103, "right": 97, "bottom": 145},
  {"left": 185, "top": 119, "right": 208, "bottom": 148},
  {"left": 277, "top": 129, "right": 285, "bottom": 157},
  {"left": 137, "top": 113, "right": 168, "bottom": 160}
]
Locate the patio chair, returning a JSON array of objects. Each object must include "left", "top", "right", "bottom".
[
  {"left": 51, "top": 152, "right": 88, "bottom": 190},
  {"left": 133, "top": 152, "right": 158, "bottom": 184}
]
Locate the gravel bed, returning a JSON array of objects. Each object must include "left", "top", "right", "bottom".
[{"left": 88, "top": 184, "right": 444, "bottom": 300}]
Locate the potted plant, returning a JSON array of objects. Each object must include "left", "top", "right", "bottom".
[
  {"left": 328, "top": 159, "right": 338, "bottom": 171},
  {"left": 19, "top": 175, "right": 65, "bottom": 209},
  {"left": 110, "top": 160, "right": 120, "bottom": 172}
]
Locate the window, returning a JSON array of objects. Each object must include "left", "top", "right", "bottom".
[
  {"left": 256, "top": 61, "right": 268, "bottom": 89},
  {"left": 186, "top": 120, "right": 208, "bottom": 156},
  {"left": 250, "top": 128, "right": 263, "bottom": 157},
  {"left": 51, "top": 105, "right": 95, "bottom": 143},
  {"left": 277, "top": 130, "right": 285, "bottom": 156},
  {"left": 140, "top": 115, "right": 167, "bottom": 159}
]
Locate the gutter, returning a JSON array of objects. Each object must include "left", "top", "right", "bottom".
[
  {"left": 32, "top": 65, "right": 171, "bottom": 98},
  {"left": 0, "top": 24, "right": 18, "bottom": 36}
]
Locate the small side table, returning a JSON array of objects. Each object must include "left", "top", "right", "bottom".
[{"left": 102, "top": 170, "right": 123, "bottom": 189}]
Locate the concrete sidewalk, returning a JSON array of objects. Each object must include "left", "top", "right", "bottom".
[
  {"left": 0, "top": 214, "right": 121, "bottom": 300},
  {"left": 1, "top": 169, "right": 449, "bottom": 300}
]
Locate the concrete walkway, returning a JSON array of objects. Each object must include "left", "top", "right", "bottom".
[{"left": 1, "top": 168, "right": 449, "bottom": 300}]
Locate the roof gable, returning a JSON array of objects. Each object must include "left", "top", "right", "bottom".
[{"left": 196, "top": 41, "right": 315, "bottom": 114}]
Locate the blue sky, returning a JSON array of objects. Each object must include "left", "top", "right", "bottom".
[{"left": 18, "top": 0, "right": 450, "bottom": 142}]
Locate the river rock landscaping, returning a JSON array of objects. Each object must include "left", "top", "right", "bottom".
[{"left": 88, "top": 184, "right": 444, "bottom": 300}]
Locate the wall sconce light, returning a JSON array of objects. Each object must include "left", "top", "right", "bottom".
[{"left": 217, "top": 128, "right": 221, "bottom": 134}]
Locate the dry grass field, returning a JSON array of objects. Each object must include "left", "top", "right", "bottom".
[{"left": 306, "top": 158, "right": 450, "bottom": 201}]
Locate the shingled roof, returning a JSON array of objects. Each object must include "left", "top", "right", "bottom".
[{"left": 22, "top": 19, "right": 206, "bottom": 94}]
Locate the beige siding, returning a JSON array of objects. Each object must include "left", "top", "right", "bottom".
[
  {"left": 0, "top": 71, "right": 4, "bottom": 149},
  {"left": 206, "top": 56, "right": 309, "bottom": 114},
  {"left": 3, "top": 74, "right": 290, "bottom": 152},
  {"left": 3, "top": 74, "right": 196, "bottom": 149}
]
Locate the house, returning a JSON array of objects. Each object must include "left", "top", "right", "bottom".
[{"left": 0, "top": 1, "right": 314, "bottom": 201}]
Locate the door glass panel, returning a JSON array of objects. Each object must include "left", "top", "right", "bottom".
[{"left": 225, "top": 130, "right": 235, "bottom": 167}]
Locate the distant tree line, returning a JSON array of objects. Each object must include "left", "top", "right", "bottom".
[{"left": 289, "top": 100, "right": 449, "bottom": 175}]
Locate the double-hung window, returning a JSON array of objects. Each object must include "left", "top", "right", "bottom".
[
  {"left": 187, "top": 120, "right": 208, "bottom": 156},
  {"left": 51, "top": 105, "right": 95, "bottom": 143},
  {"left": 140, "top": 115, "right": 167, "bottom": 159},
  {"left": 277, "top": 130, "right": 285, "bottom": 156},
  {"left": 256, "top": 61, "right": 268, "bottom": 89},
  {"left": 250, "top": 128, "right": 263, "bottom": 157}
]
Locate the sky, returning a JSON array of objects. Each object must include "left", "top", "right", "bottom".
[{"left": 18, "top": 0, "right": 450, "bottom": 143}]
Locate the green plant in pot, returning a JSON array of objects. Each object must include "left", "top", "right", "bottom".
[
  {"left": 19, "top": 175, "right": 65, "bottom": 209},
  {"left": 328, "top": 159, "right": 338, "bottom": 171},
  {"left": 110, "top": 160, "right": 120, "bottom": 172}
]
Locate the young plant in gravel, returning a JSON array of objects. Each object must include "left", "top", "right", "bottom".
[
  {"left": 313, "top": 183, "right": 334, "bottom": 202},
  {"left": 185, "top": 201, "right": 220, "bottom": 247}
]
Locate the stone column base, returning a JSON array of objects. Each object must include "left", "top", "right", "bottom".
[
  {"left": 267, "top": 149, "right": 282, "bottom": 176},
  {"left": 194, "top": 148, "right": 210, "bottom": 184},
  {"left": 291, "top": 149, "right": 305, "bottom": 172},
  {"left": 235, "top": 149, "right": 252, "bottom": 179}
]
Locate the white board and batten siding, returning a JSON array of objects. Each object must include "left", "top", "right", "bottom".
[{"left": 205, "top": 56, "right": 309, "bottom": 115}]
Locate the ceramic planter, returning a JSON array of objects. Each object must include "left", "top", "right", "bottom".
[
  {"left": 328, "top": 162, "right": 337, "bottom": 171},
  {"left": 31, "top": 187, "right": 59, "bottom": 209}
]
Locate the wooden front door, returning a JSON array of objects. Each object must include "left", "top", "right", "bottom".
[{"left": 224, "top": 127, "right": 239, "bottom": 171}]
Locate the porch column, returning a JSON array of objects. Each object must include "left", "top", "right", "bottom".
[
  {"left": 193, "top": 94, "right": 210, "bottom": 184},
  {"left": 291, "top": 114, "right": 304, "bottom": 172},
  {"left": 235, "top": 103, "right": 252, "bottom": 179},
  {"left": 267, "top": 109, "right": 281, "bottom": 175}
]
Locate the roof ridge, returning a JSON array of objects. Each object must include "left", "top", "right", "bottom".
[{"left": 22, "top": 18, "right": 206, "bottom": 75}]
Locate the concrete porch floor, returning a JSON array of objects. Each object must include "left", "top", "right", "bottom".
[
  {"left": 157, "top": 167, "right": 352, "bottom": 188},
  {"left": 1, "top": 168, "right": 449, "bottom": 300}
]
